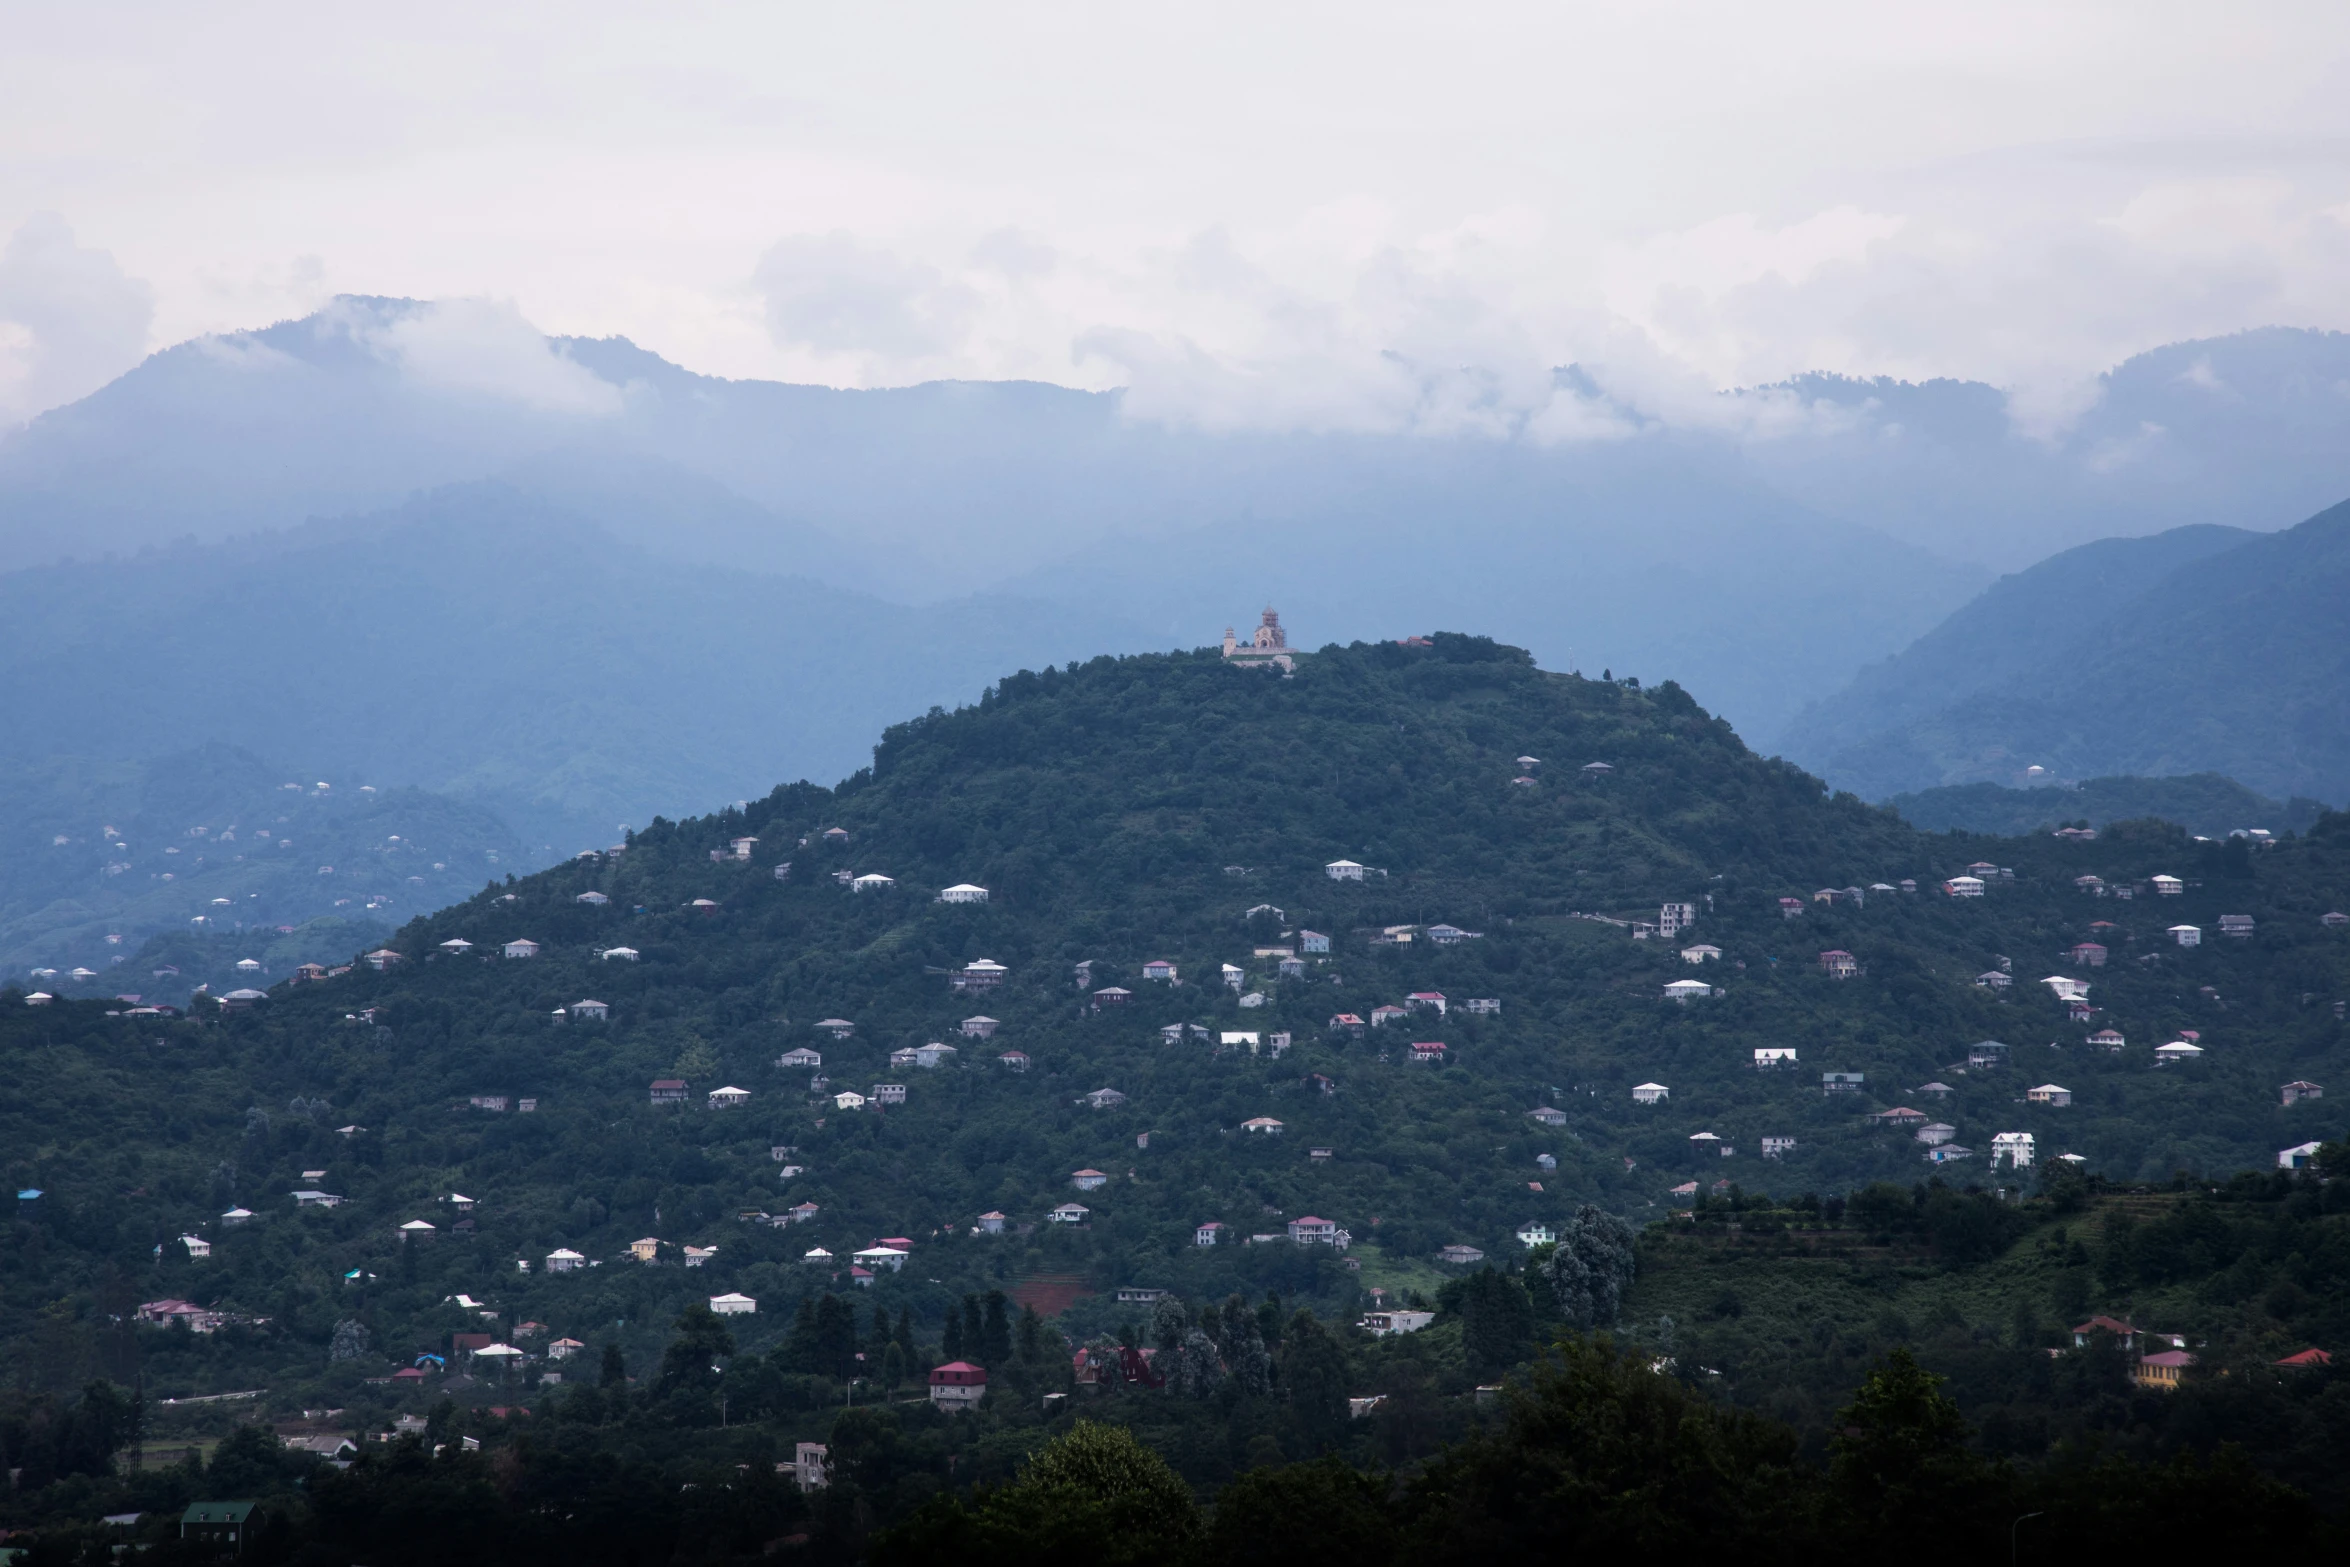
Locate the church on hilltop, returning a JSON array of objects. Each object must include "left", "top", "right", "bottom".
[{"left": 1222, "top": 608, "right": 1297, "bottom": 672}]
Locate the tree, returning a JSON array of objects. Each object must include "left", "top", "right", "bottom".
[
  {"left": 1219, "top": 1295, "right": 1273, "bottom": 1396},
  {"left": 654, "top": 1301, "right": 736, "bottom": 1397},
  {"left": 1208, "top": 1458, "right": 1394, "bottom": 1567},
  {"left": 1453, "top": 1269, "right": 1535, "bottom": 1378},
  {"left": 980, "top": 1289, "right": 1013, "bottom": 1366},
  {"left": 599, "top": 1342, "right": 627, "bottom": 1389},
  {"left": 1538, "top": 1205, "right": 1637, "bottom": 1329},
  {"left": 1829, "top": 1349, "right": 2002, "bottom": 1545},
  {"left": 874, "top": 1420, "right": 1202, "bottom": 1567},
  {"left": 1277, "top": 1310, "right": 1349, "bottom": 1444}
]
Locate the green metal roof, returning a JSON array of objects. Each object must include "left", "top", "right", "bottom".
[{"left": 181, "top": 1501, "right": 258, "bottom": 1524}]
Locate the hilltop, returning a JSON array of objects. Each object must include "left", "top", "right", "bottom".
[{"left": 1, "top": 634, "right": 2346, "bottom": 1549}]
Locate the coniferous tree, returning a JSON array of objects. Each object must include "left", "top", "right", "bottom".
[{"left": 980, "top": 1290, "right": 1012, "bottom": 1366}]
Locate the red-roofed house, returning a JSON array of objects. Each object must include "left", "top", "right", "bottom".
[{"left": 929, "top": 1361, "right": 988, "bottom": 1411}]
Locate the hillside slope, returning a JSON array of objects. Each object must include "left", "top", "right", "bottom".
[
  {"left": 3, "top": 636, "right": 2344, "bottom": 1424},
  {"left": 1782, "top": 501, "right": 2350, "bottom": 802}
]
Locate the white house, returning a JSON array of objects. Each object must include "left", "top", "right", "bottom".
[
  {"left": 575, "top": 891, "right": 609, "bottom": 906},
  {"left": 1325, "top": 859, "right": 1366, "bottom": 881},
  {"left": 1663, "top": 979, "right": 1713, "bottom": 1002},
  {"left": 545, "top": 1249, "right": 585, "bottom": 1273},
  {"left": 2170, "top": 925, "right": 2202, "bottom": 947},
  {"left": 1359, "top": 1309, "right": 1436, "bottom": 1337},
  {"left": 833, "top": 1089, "right": 868, "bottom": 1110},
  {"left": 1195, "top": 1222, "right": 1226, "bottom": 1246},
  {"left": 399, "top": 1219, "right": 437, "bottom": 1240},
  {"left": 854, "top": 1246, "right": 909, "bottom": 1272},
  {"left": 851, "top": 873, "right": 894, "bottom": 892},
  {"left": 1945, "top": 876, "right": 1985, "bottom": 898},
  {"left": 2278, "top": 1141, "right": 2325, "bottom": 1170},
  {"left": 2027, "top": 1084, "right": 2072, "bottom": 1107},
  {"left": 1142, "top": 959, "right": 1178, "bottom": 982},
  {"left": 960, "top": 1016, "right": 998, "bottom": 1038},
  {"left": 1515, "top": 1221, "right": 1556, "bottom": 1249},
  {"left": 1761, "top": 1136, "right": 1797, "bottom": 1159},
  {"left": 569, "top": 999, "right": 609, "bottom": 1021},
  {"left": 708, "top": 1293, "right": 757, "bottom": 1316},
  {"left": 708, "top": 1086, "right": 751, "bottom": 1108},
  {"left": 1048, "top": 1203, "right": 1089, "bottom": 1224},
  {"left": 1071, "top": 1168, "right": 1110, "bottom": 1190},
  {"left": 600, "top": 947, "right": 639, "bottom": 962},
  {"left": 1632, "top": 1082, "right": 1670, "bottom": 1104},
  {"left": 440, "top": 939, "right": 474, "bottom": 954},
  {"left": 1916, "top": 1123, "right": 1957, "bottom": 1147},
  {"left": 913, "top": 1043, "right": 958, "bottom": 1068},
  {"left": 938, "top": 884, "right": 989, "bottom": 903},
  {"left": 1754, "top": 1047, "right": 1798, "bottom": 1070},
  {"left": 1241, "top": 1117, "right": 1284, "bottom": 1135},
  {"left": 2281, "top": 1080, "right": 2324, "bottom": 1106},
  {"left": 1680, "top": 944, "right": 1722, "bottom": 964},
  {"left": 1990, "top": 1132, "right": 2037, "bottom": 1169},
  {"left": 182, "top": 1234, "right": 211, "bottom": 1258},
  {"left": 2154, "top": 1041, "right": 2204, "bottom": 1065},
  {"left": 2042, "top": 975, "right": 2090, "bottom": 1002},
  {"left": 1528, "top": 1105, "right": 1568, "bottom": 1126},
  {"left": 503, "top": 939, "right": 540, "bottom": 959},
  {"left": 870, "top": 1083, "right": 907, "bottom": 1105},
  {"left": 2151, "top": 874, "right": 2184, "bottom": 896},
  {"left": 220, "top": 1207, "right": 255, "bottom": 1225},
  {"left": 778, "top": 1047, "right": 823, "bottom": 1068}
]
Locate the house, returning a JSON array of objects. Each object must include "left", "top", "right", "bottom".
[
  {"left": 850, "top": 873, "right": 894, "bottom": 892},
  {"left": 1867, "top": 1107, "right": 1926, "bottom": 1128},
  {"left": 1917, "top": 1122, "right": 1958, "bottom": 1147},
  {"left": 1663, "top": 979, "right": 1713, "bottom": 1002},
  {"left": 960, "top": 1016, "right": 999, "bottom": 1039},
  {"left": 939, "top": 883, "right": 989, "bottom": 904},
  {"left": 1581, "top": 761, "right": 1613, "bottom": 775},
  {"left": 1408, "top": 1042, "right": 1448, "bottom": 1064},
  {"left": 221, "top": 1207, "right": 255, "bottom": 1226},
  {"left": 568, "top": 999, "right": 609, "bottom": 1022},
  {"left": 1359, "top": 1309, "right": 1436, "bottom": 1336},
  {"left": 181, "top": 1502, "right": 258, "bottom": 1549},
  {"left": 1279, "top": 957, "right": 1307, "bottom": 979},
  {"left": 833, "top": 1089, "right": 868, "bottom": 1110},
  {"left": 1370, "top": 1004, "right": 1408, "bottom": 1027},
  {"left": 467, "top": 1094, "right": 510, "bottom": 1113},
  {"left": 2219, "top": 914, "right": 2255, "bottom": 939},
  {"left": 545, "top": 1249, "right": 585, "bottom": 1273},
  {"left": 181, "top": 1234, "right": 212, "bottom": 1258},
  {"left": 1945, "top": 876, "right": 1985, "bottom": 898},
  {"left": 1115, "top": 1286, "right": 1169, "bottom": 1305},
  {"left": 1968, "top": 1041, "right": 2010, "bottom": 1069},
  {"left": 2042, "top": 975, "right": 2090, "bottom": 1002},
  {"left": 1928, "top": 1144, "right": 1974, "bottom": 1164},
  {"left": 1689, "top": 1132, "right": 1726, "bottom": 1156},
  {"left": 1222, "top": 963, "right": 1246, "bottom": 990},
  {"left": 1821, "top": 1072, "right": 1865, "bottom": 1093},
  {"left": 1680, "top": 944, "right": 1722, "bottom": 964},
  {"left": 2274, "top": 1348, "right": 2334, "bottom": 1369},
  {"left": 1047, "top": 1203, "right": 1089, "bottom": 1224},
  {"left": 1086, "top": 1086, "right": 1128, "bottom": 1109},
  {"left": 1195, "top": 1222, "right": 1226, "bottom": 1246},
  {"left": 1658, "top": 901, "right": 1697, "bottom": 938},
  {"left": 1438, "top": 1244, "right": 1486, "bottom": 1265},
  {"left": 1990, "top": 1131, "right": 2037, "bottom": 1169},
  {"left": 975, "top": 1211, "right": 1007, "bottom": 1235},
  {"left": 1426, "top": 924, "right": 1479, "bottom": 945},
  {"left": 649, "top": 1079, "right": 688, "bottom": 1104},
  {"left": 860, "top": 1081, "right": 903, "bottom": 1105},
  {"left": 818, "top": 1018, "right": 856, "bottom": 1039},
  {"left": 778, "top": 1047, "right": 823, "bottom": 1069},
  {"left": 2027, "top": 1084, "right": 2072, "bottom": 1107},
  {"left": 1287, "top": 1215, "right": 1342, "bottom": 1245},
  {"left": 1632, "top": 1082, "right": 1670, "bottom": 1104},
  {"left": 2154, "top": 1042, "right": 2203, "bottom": 1066},
  {"left": 1241, "top": 1117, "right": 1285, "bottom": 1135},
  {"left": 364, "top": 948, "right": 406, "bottom": 973},
  {"left": 1072, "top": 1169, "right": 1111, "bottom": 1190},
  {"left": 2278, "top": 1141, "right": 2324, "bottom": 1170},
  {"left": 997, "top": 1050, "right": 1031, "bottom": 1072},
  {"left": 1528, "top": 1106, "right": 1568, "bottom": 1127},
  {"left": 291, "top": 1190, "right": 343, "bottom": 1208},
  {"left": 683, "top": 1246, "right": 717, "bottom": 1268},
  {"left": 1300, "top": 930, "right": 1331, "bottom": 953},
  {"left": 2069, "top": 942, "right": 2108, "bottom": 968},
  {"left": 1761, "top": 1136, "right": 1798, "bottom": 1159},
  {"left": 2323, "top": 911, "right": 2350, "bottom": 928},
  {"left": 929, "top": 1361, "right": 987, "bottom": 1411},
  {"left": 2282, "top": 1080, "right": 2324, "bottom": 1106},
  {"left": 2134, "top": 1350, "right": 2196, "bottom": 1390},
  {"left": 789, "top": 1441, "right": 831, "bottom": 1491},
  {"left": 600, "top": 946, "right": 639, "bottom": 962},
  {"left": 1309, "top": 1146, "right": 1334, "bottom": 1161},
  {"left": 708, "top": 1293, "right": 757, "bottom": 1316},
  {"left": 1329, "top": 1012, "right": 1367, "bottom": 1037},
  {"left": 218, "top": 988, "right": 268, "bottom": 1011},
  {"left": 1819, "top": 950, "right": 1858, "bottom": 978},
  {"left": 2170, "top": 924, "right": 2202, "bottom": 947},
  {"left": 2151, "top": 874, "right": 2184, "bottom": 896},
  {"left": 546, "top": 1337, "right": 587, "bottom": 1360},
  {"left": 629, "top": 1236, "right": 662, "bottom": 1262},
  {"left": 1091, "top": 986, "right": 1132, "bottom": 1007},
  {"left": 855, "top": 1246, "right": 909, "bottom": 1272},
  {"left": 1142, "top": 959, "right": 1178, "bottom": 982},
  {"left": 1516, "top": 1221, "right": 1556, "bottom": 1249},
  {"left": 1777, "top": 897, "right": 1806, "bottom": 919},
  {"left": 502, "top": 939, "right": 540, "bottom": 959},
  {"left": 1325, "top": 859, "right": 1366, "bottom": 881},
  {"left": 445, "top": 1193, "right": 477, "bottom": 1213},
  {"left": 913, "top": 1043, "right": 959, "bottom": 1069},
  {"left": 822, "top": 827, "right": 850, "bottom": 843},
  {"left": 575, "top": 890, "right": 610, "bottom": 907},
  {"left": 789, "top": 1202, "right": 821, "bottom": 1224},
  {"left": 1754, "top": 1048, "right": 1798, "bottom": 1070},
  {"left": 954, "top": 959, "right": 1007, "bottom": 991},
  {"left": 1977, "top": 970, "right": 2013, "bottom": 990},
  {"left": 2089, "top": 1028, "right": 2126, "bottom": 1051}
]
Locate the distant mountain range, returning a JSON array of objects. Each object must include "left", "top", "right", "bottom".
[{"left": 1780, "top": 501, "right": 2350, "bottom": 805}]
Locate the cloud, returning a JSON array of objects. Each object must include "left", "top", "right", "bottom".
[
  {"left": 353, "top": 297, "right": 624, "bottom": 416},
  {"left": 0, "top": 214, "right": 155, "bottom": 426},
  {"left": 753, "top": 232, "right": 978, "bottom": 365}
]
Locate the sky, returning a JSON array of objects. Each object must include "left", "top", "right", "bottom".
[{"left": 4, "top": 1, "right": 2350, "bottom": 432}]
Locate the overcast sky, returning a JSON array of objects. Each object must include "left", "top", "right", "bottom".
[{"left": 4, "top": 1, "right": 2349, "bottom": 430}]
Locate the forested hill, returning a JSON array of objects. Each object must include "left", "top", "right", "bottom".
[{"left": 4, "top": 634, "right": 2350, "bottom": 1553}]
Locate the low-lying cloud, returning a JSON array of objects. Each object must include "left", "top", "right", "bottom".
[{"left": 0, "top": 214, "right": 155, "bottom": 427}]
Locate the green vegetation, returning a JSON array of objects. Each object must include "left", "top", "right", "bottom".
[
  {"left": 1889, "top": 773, "right": 2332, "bottom": 839},
  {"left": 1, "top": 634, "right": 2346, "bottom": 1555}
]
